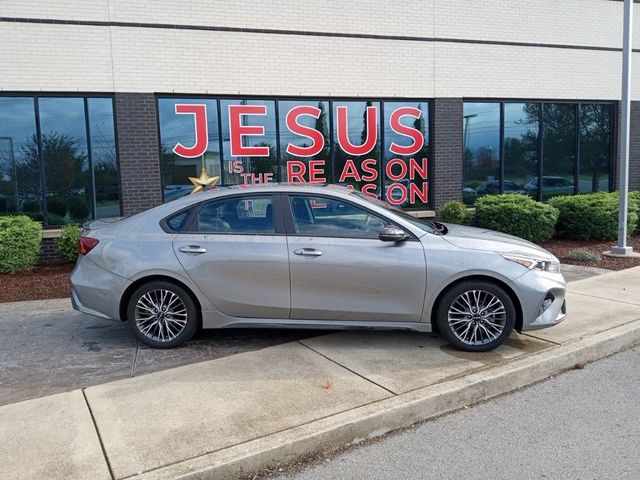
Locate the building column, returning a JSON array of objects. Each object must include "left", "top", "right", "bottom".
[
  {"left": 431, "top": 98, "right": 464, "bottom": 210},
  {"left": 629, "top": 101, "right": 640, "bottom": 191},
  {"left": 114, "top": 93, "right": 163, "bottom": 215}
]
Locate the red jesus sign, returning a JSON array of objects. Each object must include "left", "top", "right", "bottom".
[{"left": 171, "top": 102, "right": 429, "bottom": 206}]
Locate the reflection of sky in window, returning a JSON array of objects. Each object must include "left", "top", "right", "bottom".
[
  {"left": 158, "top": 99, "right": 220, "bottom": 153},
  {"left": 0, "top": 98, "right": 37, "bottom": 163},
  {"left": 504, "top": 103, "right": 538, "bottom": 139},
  {"left": 383, "top": 102, "right": 429, "bottom": 160},
  {"left": 38, "top": 97, "right": 88, "bottom": 156},
  {"left": 88, "top": 98, "right": 116, "bottom": 165},
  {"left": 332, "top": 102, "right": 381, "bottom": 145},
  {"left": 220, "top": 100, "right": 277, "bottom": 154},
  {"left": 463, "top": 103, "right": 500, "bottom": 155},
  {"left": 278, "top": 100, "right": 329, "bottom": 148}
]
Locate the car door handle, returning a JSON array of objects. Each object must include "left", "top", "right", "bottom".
[
  {"left": 179, "top": 245, "right": 207, "bottom": 255},
  {"left": 294, "top": 248, "right": 322, "bottom": 257}
]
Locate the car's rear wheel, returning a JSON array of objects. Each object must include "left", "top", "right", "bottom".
[
  {"left": 436, "top": 280, "right": 515, "bottom": 352},
  {"left": 127, "top": 281, "right": 198, "bottom": 348}
]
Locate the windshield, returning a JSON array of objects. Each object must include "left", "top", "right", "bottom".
[{"left": 352, "top": 192, "right": 441, "bottom": 234}]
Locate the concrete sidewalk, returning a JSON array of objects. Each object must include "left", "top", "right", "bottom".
[{"left": 2, "top": 267, "right": 640, "bottom": 480}]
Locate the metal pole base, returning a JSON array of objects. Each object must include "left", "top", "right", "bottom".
[{"left": 604, "top": 246, "right": 640, "bottom": 257}]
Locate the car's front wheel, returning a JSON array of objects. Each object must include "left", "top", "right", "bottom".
[
  {"left": 127, "top": 281, "right": 199, "bottom": 348},
  {"left": 436, "top": 280, "right": 516, "bottom": 352}
]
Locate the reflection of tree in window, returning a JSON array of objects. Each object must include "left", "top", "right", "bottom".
[
  {"left": 24, "top": 133, "right": 90, "bottom": 224},
  {"left": 503, "top": 103, "right": 539, "bottom": 199},
  {"left": 579, "top": 104, "right": 611, "bottom": 193},
  {"left": 334, "top": 101, "right": 381, "bottom": 195}
]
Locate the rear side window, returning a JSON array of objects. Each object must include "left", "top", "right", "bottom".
[
  {"left": 197, "top": 195, "right": 276, "bottom": 234},
  {"left": 165, "top": 210, "right": 190, "bottom": 232}
]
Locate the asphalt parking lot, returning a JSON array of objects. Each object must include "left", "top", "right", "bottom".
[{"left": 0, "top": 264, "right": 607, "bottom": 406}]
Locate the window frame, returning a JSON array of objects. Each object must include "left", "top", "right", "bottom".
[
  {"left": 281, "top": 192, "right": 417, "bottom": 241},
  {"left": 161, "top": 192, "right": 286, "bottom": 236}
]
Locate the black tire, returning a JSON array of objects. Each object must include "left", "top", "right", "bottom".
[
  {"left": 127, "top": 280, "right": 199, "bottom": 349},
  {"left": 435, "top": 280, "right": 516, "bottom": 352}
]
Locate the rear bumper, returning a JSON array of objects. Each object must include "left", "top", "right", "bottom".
[{"left": 70, "top": 256, "right": 129, "bottom": 321}]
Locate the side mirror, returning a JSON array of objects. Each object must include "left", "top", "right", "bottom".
[{"left": 378, "top": 226, "right": 409, "bottom": 242}]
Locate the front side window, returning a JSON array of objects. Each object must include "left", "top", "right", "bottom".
[
  {"left": 289, "top": 195, "right": 390, "bottom": 239},
  {"left": 197, "top": 195, "right": 275, "bottom": 234}
]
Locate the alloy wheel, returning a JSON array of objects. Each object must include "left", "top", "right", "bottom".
[
  {"left": 447, "top": 289, "right": 507, "bottom": 346},
  {"left": 134, "top": 289, "right": 188, "bottom": 343}
]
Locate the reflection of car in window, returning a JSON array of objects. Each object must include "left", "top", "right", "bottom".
[
  {"left": 525, "top": 176, "right": 574, "bottom": 195},
  {"left": 476, "top": 180, "right": 526, "bottom": 195}
]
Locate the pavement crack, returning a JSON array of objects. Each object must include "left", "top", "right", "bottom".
[
  {"left": 82, "top": 389, "right": 116, "bottom": 480},
  {"left": 131, "top": 340, "right": 140, "bottom": 377},
  {"left": 297, "top": 340, "right": 398, "bottom": 396}
]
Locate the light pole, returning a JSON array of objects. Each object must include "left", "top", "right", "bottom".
[{"left": 611, "top": 0, "right": 635, "bottom": 255}]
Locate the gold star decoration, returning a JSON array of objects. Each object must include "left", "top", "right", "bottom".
[{"left": 189, "top": 168, "right": 219, "bottom": 194}]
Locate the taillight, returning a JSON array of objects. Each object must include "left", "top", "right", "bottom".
[{"left": 78, "top": 236, "right": 99, "bottom": 255}]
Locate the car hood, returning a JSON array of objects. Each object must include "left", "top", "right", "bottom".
[{"left": 441, "top": 223, "right": 558, "bottom": 261}]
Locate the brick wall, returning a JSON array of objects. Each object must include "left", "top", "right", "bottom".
[
  {"left": 38, "top": 237, "right": 63, "bottom": 264},
  {"left": 431, "top": 98, "right": 463, "bottom": 210},
  {"left": 114, "top": 93, "right": 163, "bottom": 215}
]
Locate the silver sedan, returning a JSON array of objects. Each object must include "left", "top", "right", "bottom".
[{"left": 71, "top": 184, "right": 566, "bottom": 352}]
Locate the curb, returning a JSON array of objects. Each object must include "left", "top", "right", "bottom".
[
  {"left": 0, "top": 297, "right": 71, "bottom": 316},
  {"left": 132, "top": 318, "right": 640, "bottom": 480}
]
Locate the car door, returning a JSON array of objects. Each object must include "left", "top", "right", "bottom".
[
  {"left": 284, "top": 194, "right": 427, "bottom": 322},
  {"left": 172, "top": 193, "right": 290, "bottom": 319}
]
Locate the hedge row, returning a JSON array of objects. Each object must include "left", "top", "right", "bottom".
[{"left": 439, "top": 191, "right": 640, "bottom": 243}]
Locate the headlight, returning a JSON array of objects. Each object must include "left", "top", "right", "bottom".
[{"left": 502, "top": 255, "right": 560, "bottom": 273}]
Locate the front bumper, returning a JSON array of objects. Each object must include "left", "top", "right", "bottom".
[
  {"left": 70, "top": 256, "right": 130, "bottom": 321},
  {"left": 514, "top": 269, "right": 567, "bottom": 331}
]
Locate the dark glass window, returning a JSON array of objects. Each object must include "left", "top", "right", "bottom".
[
  {"left": 542, "top": 103, "right": 577, "bottom": 200},
  {"left": 332, "top": 101, "right": 382, "bottom": 198},
  {"left": 579, "top": 104, "right": 611, "bottom": 193},
  {"left": 504, "top": 103, "right": 540, "bottom": 200},
  {"left": 278, "top": 100, "right": 330, "bottom": 183},
  {"left": 197, "top": 195, "right": 275, "bottom": 234},
  {"left": 221, "top": 99, "right": 277, "bottom": 185},
  {"left": 0, "top": 96, "right": 120, "bottom": 227},
  {"left": 463, "top": 101, "right": 613, "bottom": 203},
  {"left": 87, "top": 98, "right": 120, "bottom": 218},
  {"left": 382, "top": 102, "right": 430, "bottom": 209},
  {"left": 289, "top": 195, "right": 390, "bottom": 238},
  {"left": 39, "top": 97, "right": 91, "bottom": 225},
  {"left": 158, "top": 98, "right": 221, "bottom": 202},
  {"left": 0, "top": 97, "right": 40, "bottom": 219},
  {"left": 462, "top": 103, "right": 500, "bottom": 205}
]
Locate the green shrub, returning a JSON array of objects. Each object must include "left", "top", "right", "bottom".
[
  {"left": 630, "top": 191, "right": 640, "bottom": 233},
  {"left": 68, "top": 196, "right": 90, "bottom": 222},
  {"left": 439, "top": 201, "right": 470, "bottom": 225},
  {"left": 549, "top": 192, "right": 638, "bottom": 241},
  {"left": 56, "top": 224, "right": 82, "bottom": 263},
  {"left": 474, "top": 194, "right": 559, "bottom": 243},
  {"left": 566, "top": 248, "right": 601, "bottom": 263},
  {"left": 0, "top": 215, "right": 42, "bottom": 274}
]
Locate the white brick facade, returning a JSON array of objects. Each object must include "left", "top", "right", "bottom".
[{"left": 0, "top": 0, "right": 638, "bottom": 99}]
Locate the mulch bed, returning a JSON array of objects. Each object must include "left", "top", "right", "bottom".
[
  {"left": 540, "top": 234, "right": 640, "bottom": 271},
  {"left": 0, "top": 263, "right": 73, "bottom": 303},
  {"left": 1, "top": 235, "right": 639, "bottom": 303}
]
